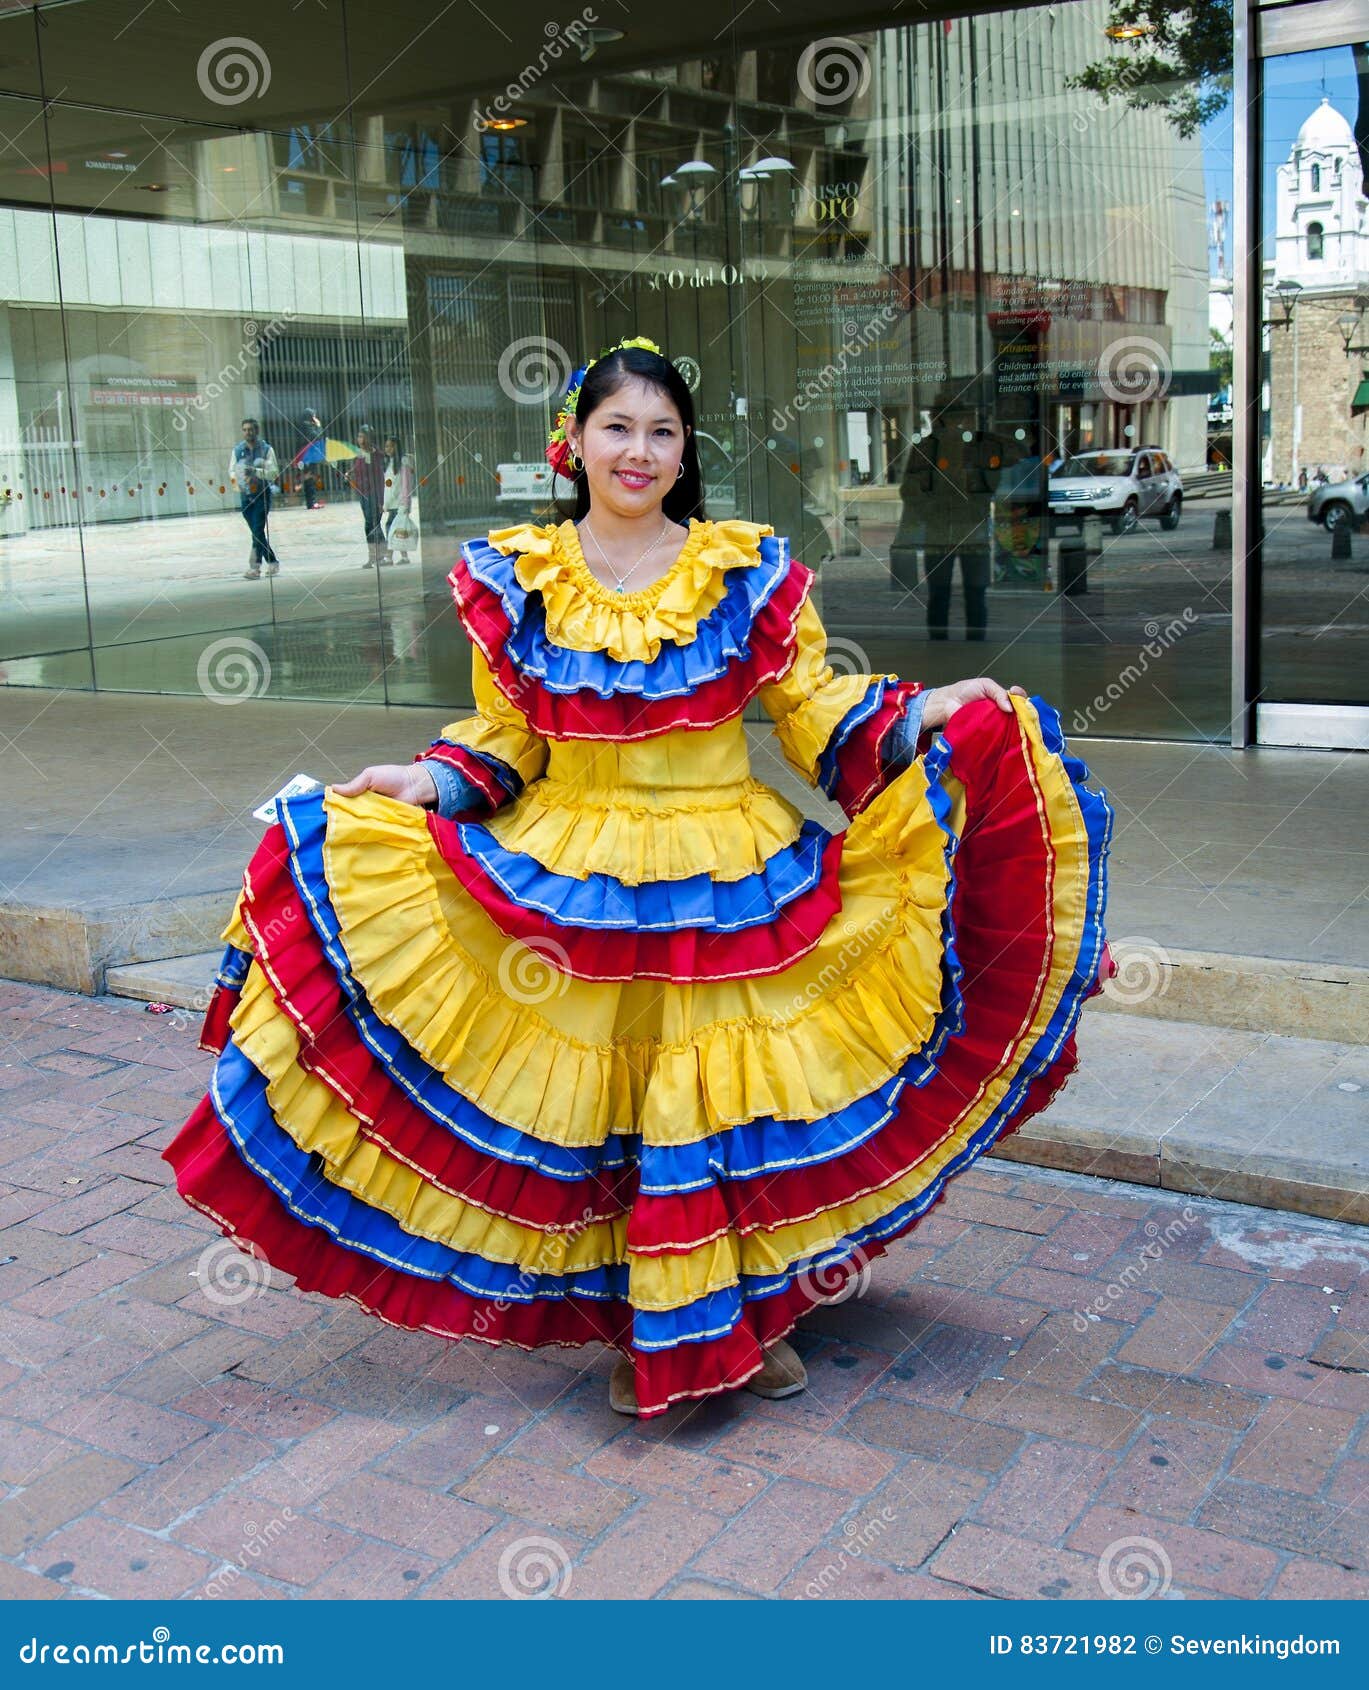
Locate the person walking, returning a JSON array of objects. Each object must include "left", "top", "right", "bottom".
[
  {"left": 349, "top": 425, "right": 388, "bottom": 568},
  {"left": 228, "top": 418, "right": 280, "bottom": 579},
  {"left": 381, "top": 434, "right": 415, "bottom": 564},
  {"left": 165, "top": 337, "right": 1116, "bottom": 1419}
]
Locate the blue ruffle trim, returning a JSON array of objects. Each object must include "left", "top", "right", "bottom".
[
  {"left": 462, "top": 531, "right": 793, "bottom": 699},
  {"left": 456, "top": 816, "right": 833, "bottom": 932}
]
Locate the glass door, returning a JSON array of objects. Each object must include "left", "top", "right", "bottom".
[{"left": 1251, "top": 3, "right": 1369, "bottom": 748}]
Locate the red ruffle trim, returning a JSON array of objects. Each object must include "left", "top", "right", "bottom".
[
  {"left": 447, "top": 551, "right": 814, "bottom": 740},
  {"left": 831, "top": 680, "right": 928, "bottom": 819},
  {"left": 227, "top": 821, "right": 636, "bottom": 1232},
  {"left": 199, "top": 983, "right": 240, "bottom": 1056},
  {"left": 164, "top": 1094, "right": 633, "bottom": 1353},
  {"left": 424, "top": 812, "right": 847, "bottom": 982}
]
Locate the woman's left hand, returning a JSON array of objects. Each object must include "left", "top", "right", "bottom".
[{"left": 921, "top": 677, "right": 1028, "bottom": 732}]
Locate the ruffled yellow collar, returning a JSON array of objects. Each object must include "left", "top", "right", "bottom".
[{"left": 485, "top": 516, "right": 774, "bottom": 663}]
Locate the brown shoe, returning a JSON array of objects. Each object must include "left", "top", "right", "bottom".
[
  {"left": 609, "top": 1353, "right": 638, "bottom": 1416},
  {"left": 744, "top": 1337, "right": 807, "bottom": 1399}
]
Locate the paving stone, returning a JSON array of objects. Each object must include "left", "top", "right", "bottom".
[
  {"left": 314, "top": 1470, "right": 498, "bottom": 1560},
  {"left": 1228, "top": 1398, "right": 1361, "bottom": 1495},
  {"left": 418, "top": 1520, "right": 589, "bottom": 1599},
  {"left": 459, "top": 1454, "right": 631, "bottom": 1537},
  {"left": 583, "top": 1431, "right": 766, "bottom": 1514},
  {"left": 23, "top": 1511, "right": 221, "bottom": 1599},
  {"left": 928, "top": 1520, "right": 1105, "bottom": 1599},
  {"left": 171, "top": 1491, "right": 361, "bottom": 1587},
  {"left": 973, "top": 1439, "right": 1116, "bottom": 1542},
  {"left": 1070, "top": 1502, "right": 1283, "bottom": 1597},
  {"left": 1116, "top": 1295, "right": 1242, "bottom": 1373},
  {"left": 959, "top": 1378, "right": 1144, "bottom": 1449},
  {"left": 1195, "top": 1480, "right": 1369, "bottom": 1570},
  {"left": 1095, "top": 1418, "right": 1236, "bottom": 1520},
  {"left": 845, "top": 1397, "right": 1025, "bottom": 1472},
  {"left": 0, "top": 1450, "right": 140, "bottom": 1555},
  {"left": 682, "top": 1478, "right": 852, "bottom": 1595}
]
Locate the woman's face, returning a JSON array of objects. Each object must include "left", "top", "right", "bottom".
[
  {"left": 384, "top": 439, "right": 398, "bottom": 456},
  {"left": 565, "top": 375, "right": 688, "bottom": 521}
]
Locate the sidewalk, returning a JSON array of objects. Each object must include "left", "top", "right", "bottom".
[{"left": 0, "top": 981, "right": 1366, "bottom": 1600}]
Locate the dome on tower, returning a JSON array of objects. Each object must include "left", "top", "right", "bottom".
[{"left": 1295, "top": 96, "right": 1354, "bottom": 152}]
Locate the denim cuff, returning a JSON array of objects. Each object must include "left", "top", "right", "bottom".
[
  {"left": 419, "top": 757, "right": 489, "bottom": 820},
  {"left": 880, "top": 689, "right": 931, "bottom": 778}
]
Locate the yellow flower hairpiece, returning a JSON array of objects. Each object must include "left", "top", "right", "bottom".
[{"left": 546, "top": 335, "right": 666, "bottom": 475}]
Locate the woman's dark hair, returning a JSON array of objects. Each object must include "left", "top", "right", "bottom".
[{"left": 556, "top": 346, "right": 705, "bottom": 523}]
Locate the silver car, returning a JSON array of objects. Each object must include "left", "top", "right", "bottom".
[
  {"left": 1307, "top": 472, "right": 1369, "bottom": 531},
  {"left": 1048, "top": 447, "right": 1184, "bottom": 535}
]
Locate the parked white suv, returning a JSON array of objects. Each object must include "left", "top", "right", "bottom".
[{"left": 1048, "top": 447, "right": 1184, "bottom": 535}]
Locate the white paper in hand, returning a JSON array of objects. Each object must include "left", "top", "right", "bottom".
[{"left": 253, "top": 772, "right": 324, "bottom": 824}]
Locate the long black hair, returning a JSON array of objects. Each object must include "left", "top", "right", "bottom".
[{"left": 556, "top": 346, "right": 706, "bottom": 523}]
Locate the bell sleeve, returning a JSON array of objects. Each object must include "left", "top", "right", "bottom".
[
  {"left": 757, "top": 595, "right": 933, "bottom": 820},
  {"left": 412, "top": 642, "right": 549, "bottom": 822}
]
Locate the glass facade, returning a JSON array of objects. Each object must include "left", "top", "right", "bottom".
[{"left": 0, "top": 0, "right": 1236, "bottom": 740}]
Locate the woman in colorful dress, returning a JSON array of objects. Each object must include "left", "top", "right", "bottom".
[{"left": 163, "top": 337, "right": 1116, "bottom": 1419}]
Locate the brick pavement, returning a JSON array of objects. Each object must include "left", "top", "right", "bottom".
[{"left": 0, "top": 978, "right": 1366, "bottom": 1601}]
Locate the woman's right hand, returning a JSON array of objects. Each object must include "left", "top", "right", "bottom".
[{"left": 331, "top": 763, "right": 438, "bottom": 808}]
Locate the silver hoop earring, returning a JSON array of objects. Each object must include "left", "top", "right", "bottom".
[{"left": 676, "top": 462, "right": 684, "bottom": 481}]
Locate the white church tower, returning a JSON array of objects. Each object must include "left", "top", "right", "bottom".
[
  {"left": 1264, "top": 96, "right": 1369, "bottom": 486},
  {"left": 1273, "top": 96, "right": 1369, "bottom": 289}
]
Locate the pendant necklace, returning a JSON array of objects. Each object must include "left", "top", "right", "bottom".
[{"left": 579, "top": 515, "right": 674, "bottom": 593}]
